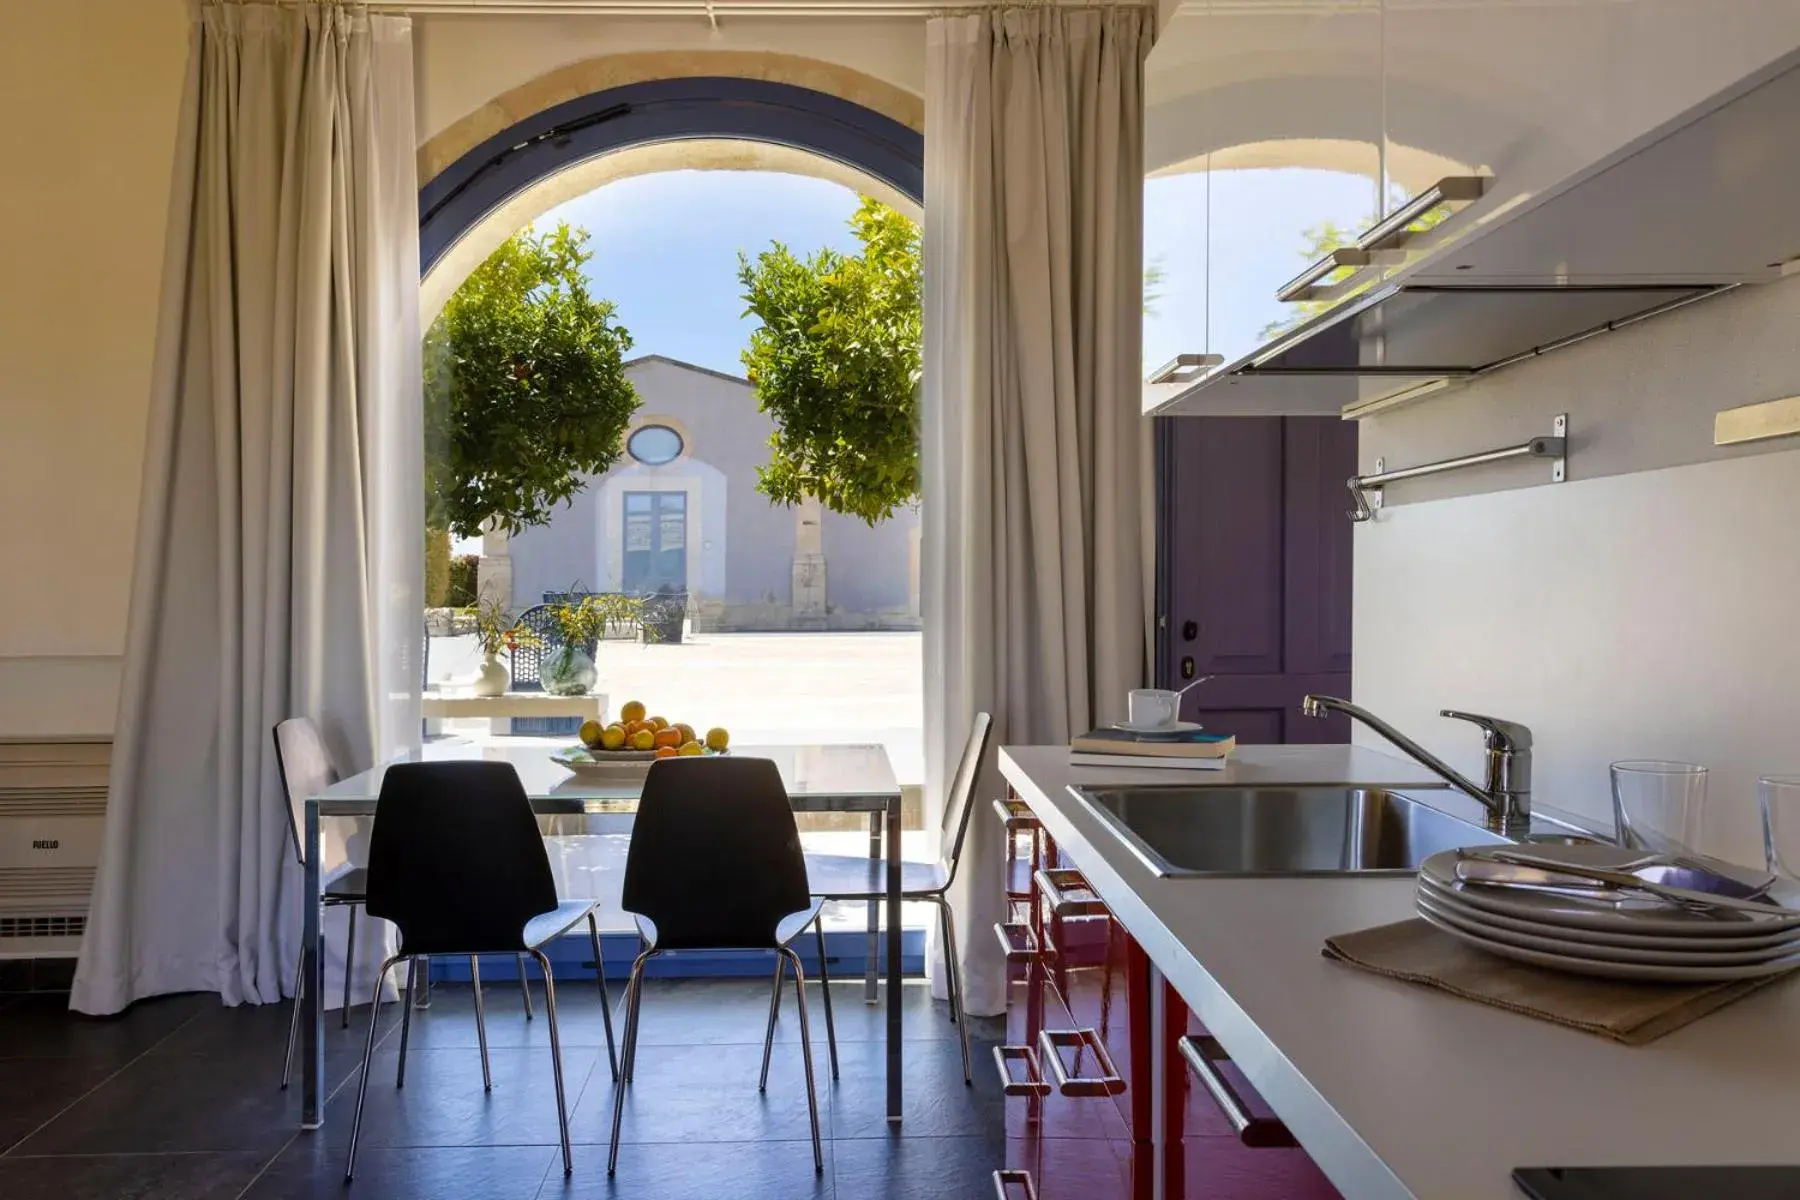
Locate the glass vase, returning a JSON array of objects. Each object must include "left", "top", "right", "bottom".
[{"left": 542, "top": 646, "right": 596, "bottom": 696}]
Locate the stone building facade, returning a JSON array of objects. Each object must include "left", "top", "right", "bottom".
[{"left": 498, "top": 355, "right": 921, "bottom": 630}]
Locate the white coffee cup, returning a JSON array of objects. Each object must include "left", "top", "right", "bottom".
[{"left": 1127, "top": 688, "right": 1180, "bottom": 729}]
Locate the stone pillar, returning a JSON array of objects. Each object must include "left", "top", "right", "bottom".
[
  {"left": 908, "top": 523, "right": 923, "bottom": 620},
  {"left": 791, "top": 497, "right": 827, "bottom": 629},
  {"left": 478, "top": 524, "right": 514, "bottom": 610}
]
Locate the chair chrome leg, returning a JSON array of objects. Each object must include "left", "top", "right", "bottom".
[
  {"left": 345, "top": 954, "right": 405, "bottom": 1182},
  {"left": 622, "top": 948, "right": 653, "bottom": 1084},
  {"left": 813, "top": 918, "right": 839, "bottom": 1080},
  {"left": 608, "top": 949, "right": 655, "bottom": 1176},
  {"left": 470, "top": 955, "right": 493, "bottom": 1092},
  {"left": 281, "top": 940, "right": 306, "bottom": 1089},
  {"left": 342, "top": 908, "right": 358, "bottom": 1029},
  {"left": 758, "top": 952, "right": 786, "bottom": 1092},
  {"left": 517, "top": 953, "right": 534, "bottom": 1020},
  {"left": 936, "top": 896, "right": 973, "bottom": 1085},
  {"left": 530, "top": 949, "right": 573, "bottom": 1175},
  {"left": 588, "top": 912, "right": 618, "bottom": 1080},
  {"left": 782, "top": 948, "right": 825, "bottom": 1174},
  {"left": 396, "top": 957, "right": 419, "bottom": 1089}
]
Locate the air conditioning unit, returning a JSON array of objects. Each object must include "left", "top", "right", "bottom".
[{"left": 0, "top": 738, "right": 109, "bottom": 959}]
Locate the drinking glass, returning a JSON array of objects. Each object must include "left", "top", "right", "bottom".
[
  {"left": 1610, "top": 760, "right": 1709, "bottom": 856},
  {"left": 1758, "top": 775, "right": 1800, "bottom": 880}
]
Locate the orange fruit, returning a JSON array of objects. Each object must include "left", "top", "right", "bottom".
[
  {"left": 649, "top": 715, "right": 670, "bottom": 731},
  {"left": 674, "top": 723, "right": 696, "bottom": 744},
  {"left": 677, "top": 740, "right": 704, "bottom": 757},
  {"left": 627, "top": 720, "right": 651, "bottom": 738},
  {"left": 654, "top": 745, "right": 678, "bottom": 759},
  {"left": 704, "top": 727, "right": 730, "bottom": 752},
  {"left": 653, "top": 728, "right": 682, "bottom": 749},
  {"left": 630, "top": 729, "right": 656, "bottom": 751},
  {"left": 579, "top": 719, "right": 605, "bottom": 748},
  {"left": 599, "top": 724, "right": 627, "bottom": 751},
  {"left": 619, "top": 700, "right": 647, "bottom": 724}
]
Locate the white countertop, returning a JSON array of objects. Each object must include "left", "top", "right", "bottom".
[{"left": 999, "top": 744, "right": 1800, "bottom": 1200}]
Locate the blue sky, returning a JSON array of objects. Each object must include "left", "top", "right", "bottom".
[
  {"left": 532, "top": 171, "right": 864, "bottom": 377},
  {"left": 530, "top": 164, "right": 1380, "bottom": 379}
]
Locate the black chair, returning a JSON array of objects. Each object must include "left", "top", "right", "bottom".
[
  {"left": 763, "top": 712, "right": 994, "bottom": 1085},
  {"left": 607, "top": 756, "right": 826, "bottom": 1176},
  {"left": 274, "top": 720, "right": 541, "bottom": 1091},
  {"left": 343, "top": 761, "right": 619, "bottom": 1180}
]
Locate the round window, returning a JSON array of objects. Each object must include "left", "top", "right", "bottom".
[{"left": 626, "top": 424, "right": 684, "bottom": 466}]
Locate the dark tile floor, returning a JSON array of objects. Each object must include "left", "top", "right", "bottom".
[{"left": 0, "top": 976, "right": 1007, "bottom": 1198}]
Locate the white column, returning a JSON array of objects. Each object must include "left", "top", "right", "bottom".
[{"left": 791, "top": 496, "right": 827, "bottom": 628}]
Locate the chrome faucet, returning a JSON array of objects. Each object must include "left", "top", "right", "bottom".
[{"left": 1301, "top": 695, "right": 1533, "bottom": 834}]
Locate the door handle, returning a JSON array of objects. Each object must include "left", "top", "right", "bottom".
[
  {"left": 1182, "top": 620, "right": 1198, "bottom": 641},
  {"left": 992, "top": 1170, "right": 1039, "bottom": 1199},
  {"left": 1177, "top": 1034, "right": 1298, "bottom": 1148},
  {"left": 991, "top": 797, "right": 1041, "bottom": 832},
  {"left": 1038, "top": 1028, "right": 1126, "bottom": 1097},
  {"left": 993, "top": 1044, "right": 1053, "bottom": 1097},
  {"left": 994, "top": 921, "right": 1047, "bottom": 964},
  {"left": 1033, "top": 868, "right": 1108, "bottom": 918}
]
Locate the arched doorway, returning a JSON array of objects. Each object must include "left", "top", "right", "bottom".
[{"left": 419, "top": 75, "right": 924, "bottom": 279}]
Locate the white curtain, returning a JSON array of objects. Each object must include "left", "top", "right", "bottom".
[
  {"left": 72, "top": 3, "right": 422, "bottom": 1016},
  {"left": 922, "top": 4, "right": 1155, "bottom": 1017}
]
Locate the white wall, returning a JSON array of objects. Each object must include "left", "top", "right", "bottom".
[
  {"left": 1353, "top": 274, "right": 1800, "bottom": 867},
  {"left": 411, "top": 13, "right": 924, "bottom": 146},
  {"left": 0, "top": 0, "right": 188, "bottom": 736}
]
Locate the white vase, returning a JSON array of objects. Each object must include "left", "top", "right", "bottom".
[{"left": 473, "top": 651, "right": 509, "bottom": 697}]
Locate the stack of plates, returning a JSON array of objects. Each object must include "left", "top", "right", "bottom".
[{"left": 1416, "top": 843, "right": 1800, "bottom": 982}]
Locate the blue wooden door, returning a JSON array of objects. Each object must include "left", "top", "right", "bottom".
[
  {"left": 622, "top": 491, "right": 687, "bottom": 593},
  {"left": 1155, "top": 417, "right": 1357, "bottom": 744}
]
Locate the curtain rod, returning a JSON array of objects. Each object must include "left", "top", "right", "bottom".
[{"left": 346, "top": 0, "right": 1152, "bottom": 15}]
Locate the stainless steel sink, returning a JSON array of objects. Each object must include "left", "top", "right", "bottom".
[{"left": 1073, "top": 785, "right": 1511, "bottom": 878}]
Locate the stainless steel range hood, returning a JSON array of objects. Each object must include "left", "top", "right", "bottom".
[{"left": 1148, "top": 46, "right": 1800, "bottom": 419}]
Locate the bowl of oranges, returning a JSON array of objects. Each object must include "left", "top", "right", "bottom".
[{"left": 551, "top": 699, "right": 730, "bottom": 779}]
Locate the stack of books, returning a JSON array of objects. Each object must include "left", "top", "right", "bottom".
[{"left": 1069, "top": 727, "right": 1236, "bottom": 770}]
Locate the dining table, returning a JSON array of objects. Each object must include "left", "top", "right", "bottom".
[{"left": 300, "top": 740, "right": 906, "bottom": 1127}]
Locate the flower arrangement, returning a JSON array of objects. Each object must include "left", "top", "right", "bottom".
[
  {"left": 470, "top": 595, "right": 540, "bottom": 657},
  {"left": 549, "top": 592, "right": 652, "bottom": 649}
]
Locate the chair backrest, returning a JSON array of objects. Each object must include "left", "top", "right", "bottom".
[
  {"left": 272, "top": 718, "right": 341, "bottom": 868},
  {"left": 364, "top": 761, "right": 559, "bottom": 956},
  {"left": 939, "top": 712, "right": 995, "bottom": 890},
  {"left": 621, "top": 756, "right": 812, "bottom": 951}
]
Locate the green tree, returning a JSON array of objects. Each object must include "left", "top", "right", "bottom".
[
  {"left": 738, "top": 198, "right": 922, "bottom": 525},
  {"left": 424, "top": 224, "right": 640, "bottom": 539},
  {"left": 1143, "top": 255, "right": 1168, "bottom": 316}
]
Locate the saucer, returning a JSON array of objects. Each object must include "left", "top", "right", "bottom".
[{"left": 1109, "top": 720, "right": 1206, "bottom": 736}]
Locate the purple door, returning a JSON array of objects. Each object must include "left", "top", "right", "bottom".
[{"left": 1155, "top": 417, "right": 1357, "bottom": 744}]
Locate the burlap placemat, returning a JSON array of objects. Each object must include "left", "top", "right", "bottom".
[{"left": 1324, "top": 917, "right": 1792, "bottom": 1045}]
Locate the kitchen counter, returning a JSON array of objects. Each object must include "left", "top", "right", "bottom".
[{"left": 999, "top": 744, "right": 1800, "bottom": 1200}]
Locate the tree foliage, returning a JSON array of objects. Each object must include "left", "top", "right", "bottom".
[
  {"left": 738, "top": 199, "right": 922, "bottom": 525},
  {"left": 424, "top": 224, "right": 640, "bottom": 538}
]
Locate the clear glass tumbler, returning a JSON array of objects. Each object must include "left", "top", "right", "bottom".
[
  {"left": 1758, "top": 775, "right": 1800, "bottom": 880},
  {"left": 1610, "top": 760, "right": 1709, "bottom": 855}
]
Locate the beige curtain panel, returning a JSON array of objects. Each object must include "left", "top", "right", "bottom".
[
  {"left": 922, "top": 4, "right": 1156, "bottom": 1018},
  {"left": 73, "top": 3, "right": 422, "bottom": 1015}
]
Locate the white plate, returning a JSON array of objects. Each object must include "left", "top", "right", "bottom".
[
  {"left": 1418, "top": 844, "right": 1800, "bottom": 938},
  {"left": 1416, "top": 875, "right": 1800, "bottom": 953},
  {"left": 1416, "top": 902, "right": 1800, "bottom": 981},
  {"left": 1108, "top": 720, "right": 1206, "bottom": 736},
  {"left": 1415, "top": 887, "right": 1800, "bottom": 966}
]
